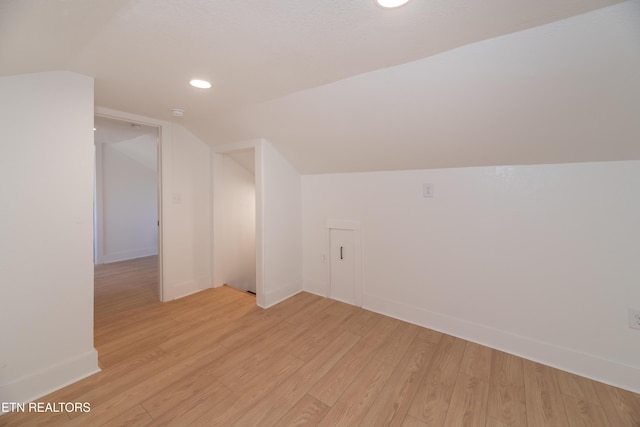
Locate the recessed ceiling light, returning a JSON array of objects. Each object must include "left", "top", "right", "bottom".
[
  {"left": 170, "top": 108, "right": 185, "bottom": 117},
  {"left": 375, "top": 0, "right": 411, "bottom": 8},
  {"left": 189, "top": 79, "right": 212, "bottom": 89}
]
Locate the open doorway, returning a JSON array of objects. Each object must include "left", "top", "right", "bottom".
[
  {"left": 93, "top": 115, "right": 162, "bottom": 302},
  {"left": 213, "top": 148, "right": 257, "bottom": 295}
]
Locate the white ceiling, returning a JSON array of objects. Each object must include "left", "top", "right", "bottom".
[
  {"left": 226, "top": 149, "right": 256, "bottom": 176},
  {"left": 94, "top": 116, "right": 159, "bottom": 171},
  {"left": 94, "top": 116, "right": 157, "bottom": 145},
  {"left": 1, "top": 0, "right": 638, "bottom": 173}
]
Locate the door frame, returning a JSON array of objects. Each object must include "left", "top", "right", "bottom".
[
  {"left": 326, "top": 219, "right": 363, "bottom": 307},
  {"left": 94, "top": 107, "right": 165, "bottom": 301},
  {"left": 212, "top": 140, "right": 265, "bottom": 307}
]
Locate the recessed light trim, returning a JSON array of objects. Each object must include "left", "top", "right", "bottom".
[
  {"left": 189, "top": 79, "right": 212, "bottom": 89},
  {"left": 375, "top": 0, "right": 411, "bottom": 8}
]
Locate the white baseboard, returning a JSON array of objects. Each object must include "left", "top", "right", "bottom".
[
  {"left": 302, "top": 279, "right": 327, "bottom": 298},
  {"left": 101, "top": 247, "right": 158, "bottom": 264},
  {"left": 363, "top": 293, "right": 640, "bottom": 394},
  {"left": 0, "top": 349, "right": 100, "bottom": 405},
  {"left": 303, "top": 288, "right": 327, "bottom": 299},
  {"left": 263, "top": 283, "right": 302, "bottom": 308},
  {"left": 170, "top": 276, "right": 211, "bottom": 300}
]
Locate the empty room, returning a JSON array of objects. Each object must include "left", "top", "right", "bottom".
[{"left": 1, "top": 0, "right": 639, "bottom": 425}]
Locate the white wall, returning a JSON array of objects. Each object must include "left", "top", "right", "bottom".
[
  {"left": 161, "top": 123, "right": 212, "bottom": 299},
  {"left": 212, "top": 152, "right": 256, "bottom": 292},
  {"left": 259, "top": 140, "right": 303, "bottom": 307},
  {"left": 206, "top": 1, "right": 640, "bottom": 174},
  {"left": 0, "top": 71, "right": 99, "bottom": 403},
  {"left": 302, "top": 160, "right": 640, "bottom": 393},
  {"left": 95, "top": 107, "right": 213, "bottom": 302},
  {"left": 97, "top": 135, "right": 158, "bottom": 263}
]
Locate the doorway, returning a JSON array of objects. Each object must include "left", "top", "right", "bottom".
[
  {"left": 327, "top": 220, "right": 363, "bottom": 307},
  {"left": 330, "top": 228, "right": 356, "bottom": 304},
  {"left": 213, "top": 149, "right": 257, "bottom": 294},
  {"left": 94, "top": 115, "right": 162, "bottom": 299}
]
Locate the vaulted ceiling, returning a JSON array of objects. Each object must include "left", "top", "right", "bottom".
[{"left": 1, "top": 0, "right": 638, "bottom": 173}]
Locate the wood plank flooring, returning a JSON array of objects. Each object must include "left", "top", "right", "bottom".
[{"left": 2, "top": 255, "right": 640, "bottom": 426}]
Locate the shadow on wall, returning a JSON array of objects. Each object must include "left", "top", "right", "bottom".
[{"left": 214, "top": 149, "right": 256, "bottom": 293}]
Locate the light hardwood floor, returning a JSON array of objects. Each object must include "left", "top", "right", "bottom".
[{"left": 2, "top": 255, "right": 639, "bottom": 426}]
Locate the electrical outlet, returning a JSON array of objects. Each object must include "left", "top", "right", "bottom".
[{"left": 629, "top": 308, "right": 640, "bottom": 330}]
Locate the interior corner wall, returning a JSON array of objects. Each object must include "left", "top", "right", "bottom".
[
  {"left": 212, "top": 152, "right": 256, "bottom": 292},
  {"left": 0, "top": 71, "right": 99, "bottom": 403},
  {"left": 260, "top": 140, "right": 302, "bottom": 307},
  {"left": 301, "top": 160, "right": 640, "bottom": 393},
  {"left": 161, "top": 123, "right": 212, "bottom": 300}
]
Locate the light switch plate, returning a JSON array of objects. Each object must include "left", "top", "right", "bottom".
[
  {"left": 629, "top": 308, "right": 640, "bottom": 330},
  {"left": 423, "top": 183, "right": 434, "bottom": 198}
]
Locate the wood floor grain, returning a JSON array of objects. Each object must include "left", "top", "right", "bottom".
[{"left": 1, "top": 255, "right": 639, "bottom": 426}]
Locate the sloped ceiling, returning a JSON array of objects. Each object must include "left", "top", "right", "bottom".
[
  {"left": 94, "top": 116, "right": 159, "bottom": 171},
  {"left": 1, "top": 0, "right": 638, "bottom": 173},
  {"left": 94, "top": 116, "right": 157, "bottom": 145}
]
